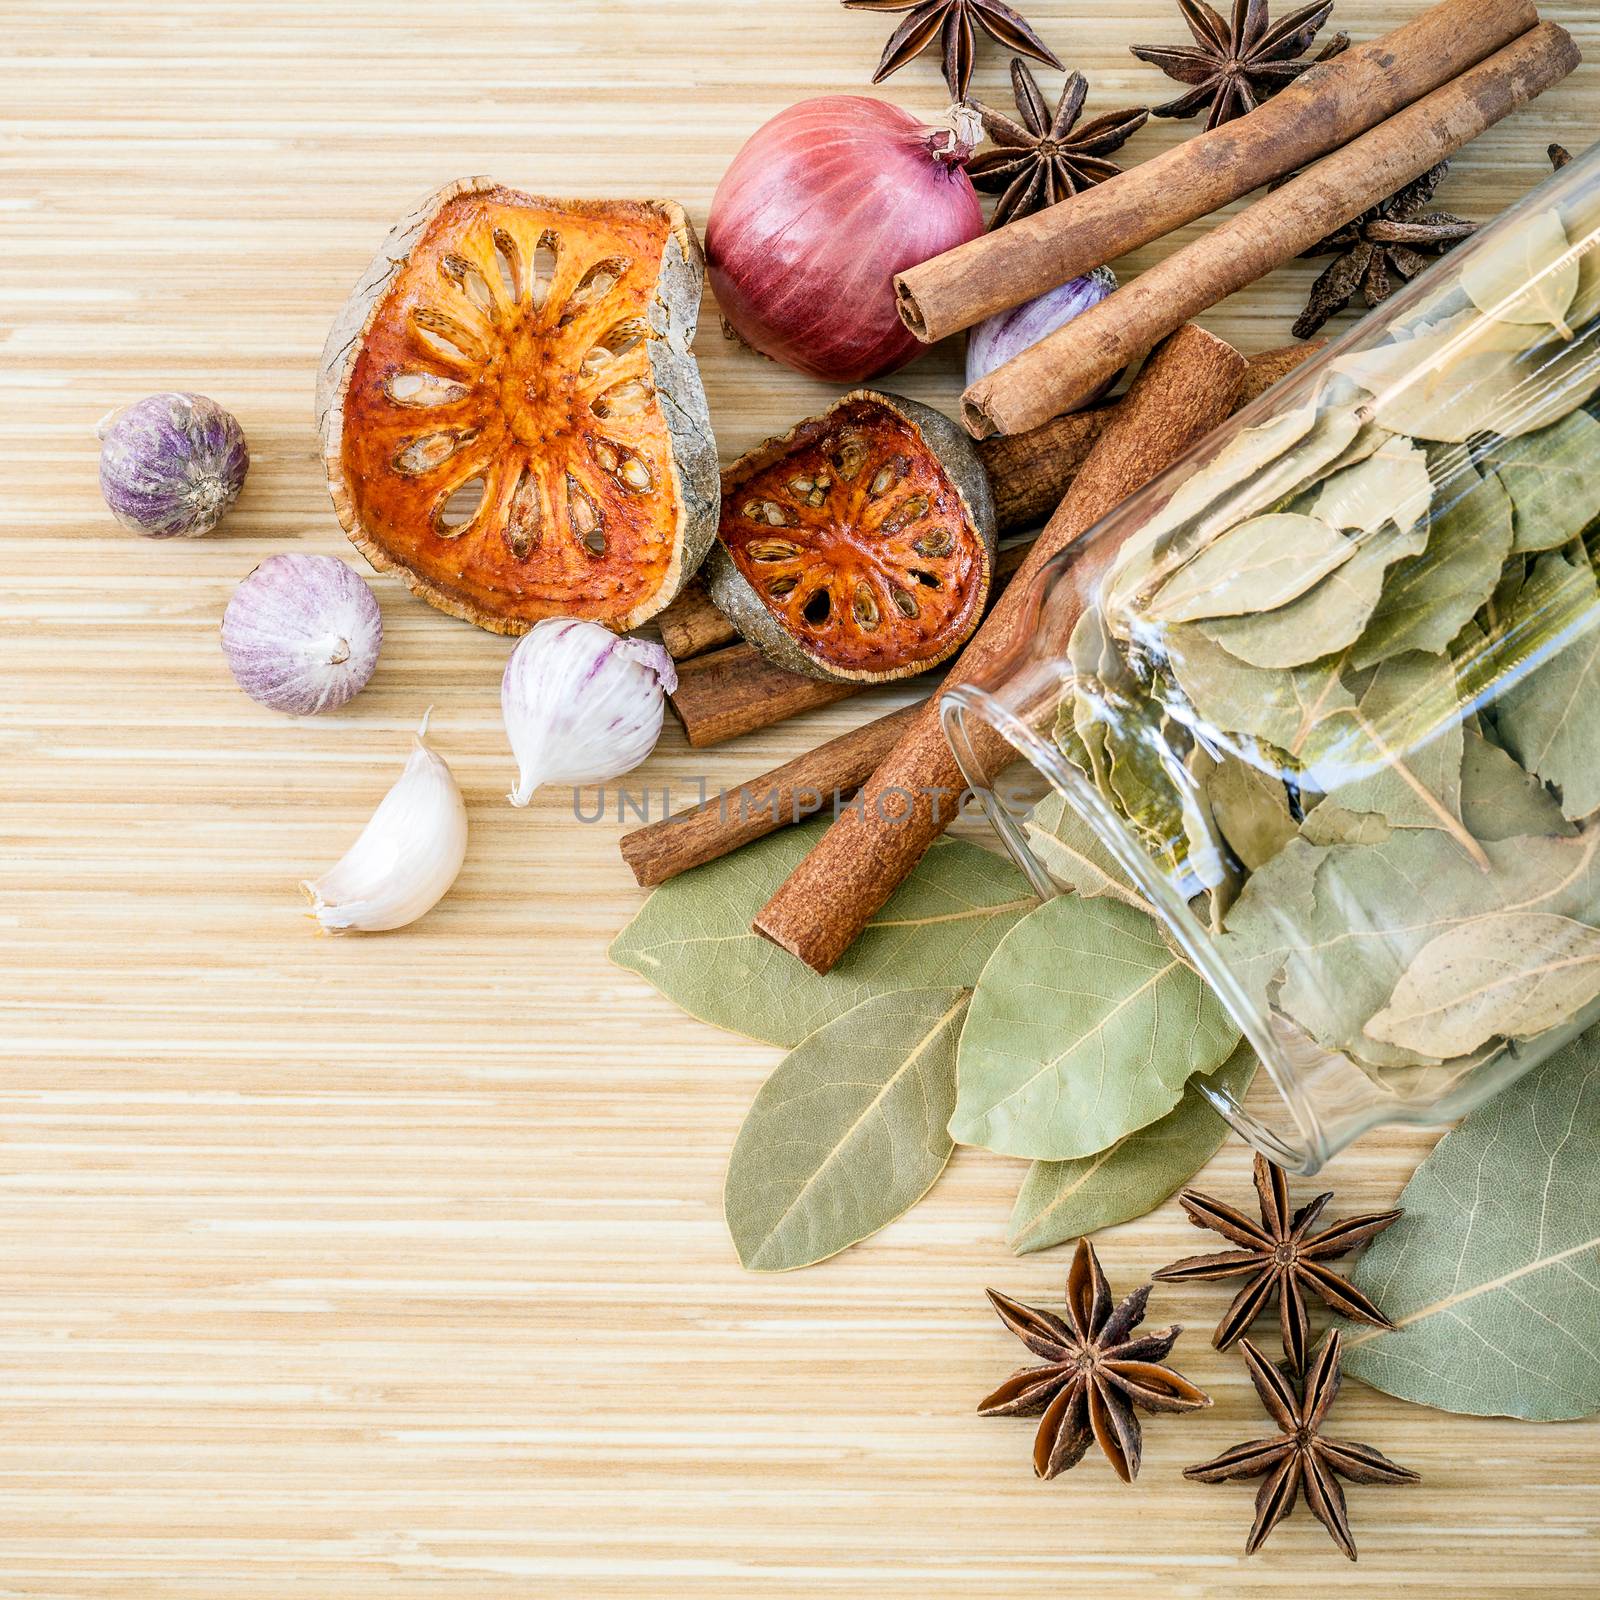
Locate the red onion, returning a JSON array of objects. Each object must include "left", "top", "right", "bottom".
[
  {"left": 966, "top": 268, "right": 1119, "bottom": 389},
  {"left": 707, "top": 97, "right": 984, "bottom": 384},
  {"left": 222, "top": 553, "right": 382, "bottom": 715}
]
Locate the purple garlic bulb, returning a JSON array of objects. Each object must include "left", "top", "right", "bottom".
[
  {"left": 222, "top": 553, "right": 382, "bottom": 716},
  {"left": 97, "top": 392, "right": 249, "bottom": 538},
  {"left": 966, "top": 267, "right": 1119, "bottom": 391}
]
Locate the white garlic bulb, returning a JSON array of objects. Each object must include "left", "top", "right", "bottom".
[
  {"left": 502, "top": 619, "right": 678, "bottom": 807},
  {"left": 302, "top": 714, "right": 468, "bottom": 933}
]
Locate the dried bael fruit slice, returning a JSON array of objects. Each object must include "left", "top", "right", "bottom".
[
  {"left": 316, "top": 178, "right": 719, "bottom": 635},
  {"left": 707, "top": 393, "right": 997, "bottom": 683}
]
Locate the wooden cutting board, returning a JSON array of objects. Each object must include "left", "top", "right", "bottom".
[{"left": 4, "top": 2, "right": 1597, "bottom": 1592}]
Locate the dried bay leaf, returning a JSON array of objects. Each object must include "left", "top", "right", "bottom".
[
  {"left": 1197, "top": 517, "right": 1427, "bottom": 669},
  {"left": 1459, "top": 207, "right": 1580, "bottom": 338},
  {"left": 1458, "top": 729, "right": 1574, "bottom": 842},
  {"left": 1309, "top": 436, "right": 1433, "bottom": 538},
  {"left": 724, "top": 987, "right": 969, "bottom": 1272},
  {"left": 1493, "top": 551, "right": 1600, "bottom": 821},
  {"left": 1365, "top": 911, "right": 1600, "bottom": 1057},
  {"left": 1333, "top": 312, "right": 1545, "bottom": 443},
  {"left": 1025, "top": 790, "right": 1148, "bottom": 912},
  {"left": 1482, "top": 409, "right": 1600, "bottom": 553},
  {"left": 1320, "top": 651, "right": 1464, "bottom": 834},
  {"left": 1007, "top": 1039, "right": 1258, "bottom": 1255},
  {"left": 1144, "top": 513, "right": 1355, "bottom": 624},
  {"left": 1350, "top": 463, "right": 1514, "bottom": 669},
  {"left": 1166, "top": 632, "right": 1463, "bottom": 826},
  {"left": 1213, "top": 835, "right": 1329, "bottom": 1011},
  {"left": 1341, "top": 1024, "right": 1600, "bottom": 1420},
  {"left": 949, "top": 894, "right": 1239, "bottom": 1162},
  {"left": 1104, "top": 403, "right": 1363, "bottom": 627},
  {"left": 1166, "top": 626, "right": 1355, "bottom": 773},
  {"left": 610, "top": 819, "right": 1034, "bottom": 1047},
  {"left": 1274, "top": 829, "right": 1600, "bottom": 1067},
  {"left": 1335, "top": 310, "right": 1600, "bottom": 447},
  {"left": 1208, "top": 759, "right": 1297, "bottom": 870}
]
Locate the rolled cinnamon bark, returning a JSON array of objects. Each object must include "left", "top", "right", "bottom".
[
  {"left": 964, "top": 22, "right": 1580, "bottom": 437},
  {"left": 656, "top": 581, "right": 734, "bottom": 662},
  {"left": 668, "top": 645, "right": 858, "bottom": 747},
  {"left": 752, "top": 325, "right": 1248, "bottom": 974},
  {"left": 621, "top": 703, "right": 926, "bottom": 887},
  {"left": 894, "top": 0, "right": 1539, "bottom": 346}
]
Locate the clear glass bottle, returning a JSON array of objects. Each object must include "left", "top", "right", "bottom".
[{"left": 943, "top": 141, "right": 1600, "bottom": 1172}]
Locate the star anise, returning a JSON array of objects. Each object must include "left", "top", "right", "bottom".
[
  {"left": 1131, "top": 0, "right": 1349, "bottom": 131},
  {"left": 1153, "top": 1152, "right": 1399, "bottom": 1373},
  {"left": 842, "top": 0, "right": 1064, "bottom": 103},
  {"left": 1291, "top": 161, "right": 1478, "bottom": 338},
  {"left": 1186, "top": 1332, "right": 1419, "bottom": 1560},
  {"left": 979, "top": 1238, "right": 1211, "bottom": 1482},
  {"left": 969, "top": 60, "right": 1150, "bottom": 229}
]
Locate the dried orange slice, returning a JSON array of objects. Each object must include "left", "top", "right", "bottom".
[
  {"left": 317, "top": 178, "right": 719, "bottom": 634},
  {"left": 707, "top": 393, "right": 997, "bottom": 684}
]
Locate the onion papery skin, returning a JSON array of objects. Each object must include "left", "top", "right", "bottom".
[
  {"left": 97, "top": 392, "right": 249, "bottom": 538},
  {"left": 222, "top": 553, "right": 383, "bottom": 716},
  {"left": 966, "top": 268, "right": 1119, "bottom": 390},
  {"left": 707, "top": 97, "right": 984, "bottom": 384}
]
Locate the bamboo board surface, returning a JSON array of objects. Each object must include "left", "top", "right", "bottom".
[{"left": 4, "top": 2, "right": 1599, "bottom": 1594}]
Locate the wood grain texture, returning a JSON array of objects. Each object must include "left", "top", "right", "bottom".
[{"left": 3, "top": 2, "right": 1597, "bottom": 1593}]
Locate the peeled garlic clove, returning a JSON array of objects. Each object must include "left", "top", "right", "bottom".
[
  {"left": 302, "top": 714, "right": 468, "bottom": 934},
  {"left": 502, "top": 618, "right": 678, "bottom": 807}
]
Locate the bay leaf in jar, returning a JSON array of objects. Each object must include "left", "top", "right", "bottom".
[
  {"left": 1350, "top": 463, "right": 1513, "bottom": 669},
  {"left": 1479, "top": 409, "right": 1600, "bottom": 552},
  {"left": 1198, "top": 515, "right": 1427, "bottom": 669},
  {"left": 1308, "top": 436, "right": 1433, "bottom": 539},
  {"left": 1492, "top": 550, "right": 1600, "bottom": 822},
  {"left": 1459, "top": 208, "right": 1581, "bottom": 339},
  {"left": 1143, "top": 513, "right": 1355, "bottom": 624},
  {"left": 1365, "top": 911, "right": 1600, "bottom": 1058}
]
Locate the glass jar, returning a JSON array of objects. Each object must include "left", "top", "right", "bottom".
[{"left": 943, "top": 141, "right": 1600, "bottom": 1173}]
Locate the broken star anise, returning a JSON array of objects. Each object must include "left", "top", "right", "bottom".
[
  {"left": 980, "top": 1238, "right": 1211, "bottom": 1482},
  {"left": 843, "top": 0, "right": 1064, "bottom": 103},
  {"left": 970, "top": 60, "right": 1150, "bottom": 229},
  {"left": 1131, "top": 0, "right": 1349, "bottom": 131},
  {"left": 1292, "top": 161, "right": 1478, "bottom": 338},
  {"left": 1186, "top": 1332, "right": 1419, "bottom": 1561},
  {"left": 1153, "top": 1152, "right": 1400, "bottom": 1373}
]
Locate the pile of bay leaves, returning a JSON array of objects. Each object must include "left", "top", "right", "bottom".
[
  {"left": 607, "top": 184, "right": 1600, "bottom": 1422},
  {"left": 1063, "top": 192, "right": 1600, "bottom": 1106}
]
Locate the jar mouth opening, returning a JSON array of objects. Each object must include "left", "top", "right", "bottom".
[{"left": 941, "top": 680, "right": 1327, "bottom": 1173}]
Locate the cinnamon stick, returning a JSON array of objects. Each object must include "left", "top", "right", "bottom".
[
  {"left": 894, "top": 0, "right": 1539, "bottom": 346},
  {"left": 668, "top": 646, "right": 858, "bottom": 747},
  {"left": 621, "top": 703, "right": 926, "bottom": 887},
  {"left": 653, "top": 406, "right": 1115, "bottom": 663},
  {"left": 753, "top": 325, "right": 1248, "bottom": 974},
  {"left": 977, "top": 405, "right": 1115, "bottom": 538},
  {"left": 656, "top": 581, "right": 735, "bottom": 661},
  {"left": 964, "top": 22, "right": 1580, "bottom": 437}
]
